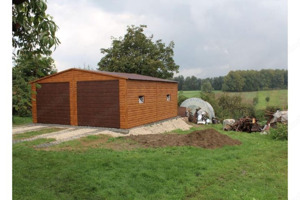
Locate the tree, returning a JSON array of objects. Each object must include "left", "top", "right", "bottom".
[
  {"left": 98, "top": 25, "right": 179, "bottom": 79},
  {"left": 222, "top": 71, "right": 245, "bottom": 92},
  {"left": 173, "top": 75, "right": 185, "bottom": 91},
  {"left": 13, "top": 54, "right": 57, "bottom": 116},
  {"left": 211, "top": 76, "right": 224, "bottom": 90},
  {"left": 201, "top": 80, "right": 214, "bottom": 93},
  {"left": 12, "top": 0, "right": 60, "bottom": 56}
]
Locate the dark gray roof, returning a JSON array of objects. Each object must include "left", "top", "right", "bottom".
[
  {"left": 30, "top": 68, "right": 178, "bottom": 83},
  {"left": 96, "top": 70, "right": 177, "bottom": 83}
]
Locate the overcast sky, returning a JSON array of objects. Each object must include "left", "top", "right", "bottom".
[{"left": 46, "top": 0, "right": 287, "bottom": 78}]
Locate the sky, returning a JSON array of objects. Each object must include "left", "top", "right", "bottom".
[{"left": 46, "top": 0, "right": 287, "bottom": 78}]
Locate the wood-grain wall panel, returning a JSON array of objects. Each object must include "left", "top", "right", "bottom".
[
  {"left": 31, "top": 69, "right": 177, "bottom": 129},
  {"left": 126, "top": 80, "right": 178, "bottom": 128}
]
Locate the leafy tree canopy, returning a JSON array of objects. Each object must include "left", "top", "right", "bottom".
[
  {"left": 13, "top": 54, "right": 56, "bottom": 116},
  {"left": 12, "top": 0, "right": 60, "bottom": 56},
  {"left": 201, "top": 80, "right": 214, "bottom": 93},
  {"left": 98, "top": 25, "right": 179, "bottom": 79}
]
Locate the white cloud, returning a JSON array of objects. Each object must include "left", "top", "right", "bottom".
[
  {"left": 46, "top": 0, "right": 287, "bottom": 78},
  {"left": 178, "top": 67, "right": 203, "bottom": 78},
  {"left": 47, "top": 1, "right": 145, "bottom": 71}
]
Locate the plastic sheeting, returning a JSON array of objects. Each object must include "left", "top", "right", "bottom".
[
  {"left": 180, "top": 97, "right": 215, "bottom": 119},
  {"left": 270, "top": 110, "right": 288, "bottom": 123}
]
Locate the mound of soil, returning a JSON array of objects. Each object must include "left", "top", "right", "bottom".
[{"left": 126, "top": 129, "right": 242, "bottom": 149}]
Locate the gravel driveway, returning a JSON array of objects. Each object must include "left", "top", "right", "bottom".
[{"left": 12, "top": 117, "right": 192, "bottom": 147}]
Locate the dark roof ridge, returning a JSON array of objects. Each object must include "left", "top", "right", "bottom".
[{"left": 30, "top": 68, "right": 177, "bottom": 83}]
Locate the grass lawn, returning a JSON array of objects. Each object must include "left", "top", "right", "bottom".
[
  {"left": 180, "top": 90, "right": 288, "bottom": 110},
  {"left": 13, "top": 116, "right": 32, "bottom": 126},
  {"left": 13, "top": 128, "right": 64, "bottom": 140},
  {"left": 13, "top": 125, "right": 287, "bottom": 200}
]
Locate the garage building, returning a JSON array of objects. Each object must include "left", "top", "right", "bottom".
[{"left": 30, "top": 68, "right": 178, "bottom": 129}]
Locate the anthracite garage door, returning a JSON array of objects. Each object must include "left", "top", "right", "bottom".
[
  {"left": 77, "top": 80, "right": 120, "bottom": 128},
  {"left": 36, "top": 82, "right": 70, "bottom": 125}
]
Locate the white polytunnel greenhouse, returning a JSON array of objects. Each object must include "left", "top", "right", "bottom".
[{"left": 180, "top": 98, "right": 215, "bottom": 119}]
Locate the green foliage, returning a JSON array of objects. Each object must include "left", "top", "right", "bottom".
[
  {"left": 269, "top": 124, "right": 288, "bottom": 140},
  {"left": 98, "top": 25, "right": 179, "bottom": 79},
  {"left": 265, "top": 96, "right": 270, "bottom": 102},
  {"left": 253, "top": 96, "right": 259, "bottom": 106},
  {"left": 13, "top": 116, "right": 32, "bottom": 125},
  {"left": 13, "top": 126, "right": 287, "bottom": 199},
  {"left": 174, "top": 69, "right": 287, "bottom": 92},
  {"left": 12, "top": 0, "right": 60, "bottom": 56},
  {"left": 222, "top": 71, "right": 245, "bottom": 92},
  {"left": 265, "top": 106, "right": 279, "bottom": 115},
  {"left": 173, "top": 75, "right": 185, "bottom": 90},
  {"left": 222, "top": 69, "right": 287, "bottom": 92},
  {"left": 180, "top": 90, "right": 287, "bottom": 111},
  {"left": 254, "top": 109, "right": 266, "bottom": 122},
  {"left": 200, "top": 92, "right": 220, "bottom": 116},
  {"left": 217, "top": 94, "right": 255, "bottom": 119},
  {"left": 178, "top": 92, "right": 188, "bottom": 106},
  {"left": 182, "top": 76, "right": 200, "bottom": 90},
  {"left": 201, "top": 80, "right": 214, "bottom": 93},
  {"left": 13, "top": 53, "right": 57, "bottom": 116}
]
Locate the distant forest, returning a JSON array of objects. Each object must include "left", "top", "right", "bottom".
[{"left": 173, "top": 69, "right": 288, "bottom": 92}]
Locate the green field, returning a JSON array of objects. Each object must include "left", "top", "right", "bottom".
[
  {"left": 179, "top": 90, "right": 288, "bottom": 110},
  {"left": 13, "top": 125, "right": 287, "bottom": 199}
]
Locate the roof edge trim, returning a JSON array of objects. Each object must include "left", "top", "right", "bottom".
[{"left": 29, "top": 68, "right": 128, "bottom": 84}]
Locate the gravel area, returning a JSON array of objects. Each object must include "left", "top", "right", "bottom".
[
  {"left": 127, "top": 117, "right": 192, "bottom": 136},
  {"left": 13, "top": 117, "right": 192, "bottom": 146},
  {"left": 13, "top": 124, "right": 49, "bottom": 135}
]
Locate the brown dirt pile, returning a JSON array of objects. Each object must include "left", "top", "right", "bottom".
[{"left": 126, "top": 129, "right": 242, "bottom": 149}]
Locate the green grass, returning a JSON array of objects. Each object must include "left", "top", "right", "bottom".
[
  {"left": 13, "top": 128, "right": 64, "bottom": 140},
  {"left": 13, "top": 125, "right": 287, "bottom": 200},
  {"left": 180, "top": 89, "right": 288, "bottom": 110},
  {"left": 13, "top": 116, "right": 32, "bottom": 126}
]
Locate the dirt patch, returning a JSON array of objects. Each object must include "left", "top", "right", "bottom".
[
  {"left": 126, "top": 129, "right": 242, "bottom": 149},
  {"left": 42, "top": 135, "right": 143, "bottom": 152}
]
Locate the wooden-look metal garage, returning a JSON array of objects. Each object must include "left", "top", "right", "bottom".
[{"left": 30, "top": 68, "right": 178, "bottom": 129}]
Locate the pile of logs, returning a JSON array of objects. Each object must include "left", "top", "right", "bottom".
[{"left": 230, "top": 117, "right": 262, "bottom": 133}]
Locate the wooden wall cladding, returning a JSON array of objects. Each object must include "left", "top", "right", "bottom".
[
  {"left": 32, "top": 69, "right": 125, "bottom": 127},
  {"left": 126, "top": 80, "right": 178, "bottom": 128},
  {"left": 36, "top": 82, "right": 70, "bottom": 125},
  {"left": 77, "top": 80, "right": 120, "bottom": 128},
  {"left": 32, "top": 69, "right": 178, "bottom": 129}
]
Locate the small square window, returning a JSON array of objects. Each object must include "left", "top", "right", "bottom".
[
  {"left": 139, "top": 96, "right": 144, "bottom": 104},
  {"left": 166, "top": 94, "right": 171, "bottom": 101}
]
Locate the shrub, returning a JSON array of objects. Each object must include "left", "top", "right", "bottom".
[
  {"left": 201, "top": 80, "right": 214, "bottom": 93},
  {"left": 265, "top": 96, "right": 270, "bottom": 102},
  {"left": 178, "top": 94, "right": 188, "bottom": 106},
  {"left": 253, "top": 96, "right": 258, "bottom": 106},
  {"left": 254, "top": 109, "right": 266, "bottom": 122},
  {"left": 269, "top": 123, "right": 288, "bottom": 140}
]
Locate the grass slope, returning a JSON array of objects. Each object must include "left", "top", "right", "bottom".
[
  {"left": 13, "top": 125, "right": 287, "bottom": 200},
  {"left": 180, "top": 90, "right": 288, "bottom": 110}
]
